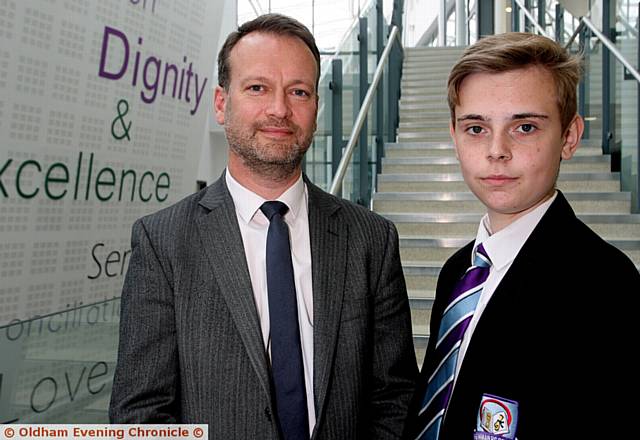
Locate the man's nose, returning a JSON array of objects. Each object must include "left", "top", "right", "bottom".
[{"left": 266, "top": 90, "right": 292, "bottom": 119}]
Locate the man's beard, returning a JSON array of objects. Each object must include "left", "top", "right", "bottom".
[{"left": 225, "top": 118, "right": 314, "bottom": 182}]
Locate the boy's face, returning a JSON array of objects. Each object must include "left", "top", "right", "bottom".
[{"left": 450, "top": 65, "right": 583, "bottom": 232}]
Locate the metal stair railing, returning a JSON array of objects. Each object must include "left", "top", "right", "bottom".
[
  {"left": 513, "top": 0, "right": 552, "bottom": 37},
  {"left": 305, "top": 0, "right": 405, "bottom": 207},
  {"left": 515, "top": 1, "right": 640, "bottom": 213},
  {"left": 330, "top": 25, "right": 400, "bottom": 197},
  {"left": 565, "top": 15, "right": 640, "bottom": 212}
]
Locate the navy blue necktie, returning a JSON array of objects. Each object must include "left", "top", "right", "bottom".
[{"left": 260, "top": 201, "right": 309, "bottom": 440}]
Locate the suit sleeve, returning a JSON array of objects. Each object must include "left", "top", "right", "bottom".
[
  {"left": 109, "top": 218, "right": 180, "bottom": 422},
  {"left": 367, "top": 220, "right": 419, "bottom": 439}
]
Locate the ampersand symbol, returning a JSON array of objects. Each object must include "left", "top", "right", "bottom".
[{"left": 111, "top": 99, "right": 132, "bottom": 141}]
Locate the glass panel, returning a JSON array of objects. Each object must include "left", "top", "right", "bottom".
[
  {"left": 0, "top": 298, "right": 120, "bottom": 423},
  {"left": 304, "top": 0, "right": 392, "bottom": 205},
  {"left": 468, "top": 0, "right": 478, "bottom": 45},
  {"left": 616, "top": 0, "right": 639, "bottom": 210},
  {"left": 584, "top": 34, "right": 604, "bottom": 145}
]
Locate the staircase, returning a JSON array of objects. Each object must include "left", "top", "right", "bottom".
[{"left": 374, "top": 46, "right": 640, "bottom": 365}]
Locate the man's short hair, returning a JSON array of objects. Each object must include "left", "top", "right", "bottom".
[
  {"left": 217, "top": 13, "right": 321, "bottom": 91},
  {"left": 447, "top": 32, "right": 583, "bottom": 132}
]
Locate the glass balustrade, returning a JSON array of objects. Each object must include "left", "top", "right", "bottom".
[
  {"left": 616, "top": 1, "right": 639, "bottom": 211},
  {"left": 0, "top": 298, "right": 120, "bottom": 423}
]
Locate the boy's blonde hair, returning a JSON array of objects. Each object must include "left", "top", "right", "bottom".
[{"left": 448, "top": 32, "right": 582, "bottom": 132}]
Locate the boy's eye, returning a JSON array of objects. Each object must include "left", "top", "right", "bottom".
[{"left": 516, "top": 124, "right": 536, "bottom": 133}]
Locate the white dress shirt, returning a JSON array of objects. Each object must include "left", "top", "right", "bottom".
[
  {"left": 225, "top": 169, "right": 316, "bottom": 434},
  {"left": 453, "top": 192, "right": 558, "bottom": 386}
]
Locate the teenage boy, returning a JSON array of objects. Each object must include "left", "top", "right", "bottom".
[{"left": 403, "top": 32, "right": 639, "bottom": 440}]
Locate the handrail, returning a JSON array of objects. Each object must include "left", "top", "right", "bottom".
[
  {"left": 416, "top": 0, "right": 455, "bottom": 47},
  {"left": 617, "top": 13, "right": 639, "bottom": 38},
  {"left": 513, "top": 0, "right": 552, "bottom": 38},
  {"left": 315, "top": 0, "right": 377, "bottom": 142},
  {"left": 329, "top": 25, "right": 399, "bottom": 196},
  {"left": 565, "top": 17, "right": 640, "bottom": 84}
]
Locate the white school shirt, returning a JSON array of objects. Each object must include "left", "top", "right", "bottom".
[
  {"left": 453, "top": 192, "right": 558, "bottom": 386},
  {"left": 225, "top": 170, "right": 315, "bottom": 435}
]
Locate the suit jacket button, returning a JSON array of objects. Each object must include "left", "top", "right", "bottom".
[{"left": 265, "top": 407, "right": 272, "bottom": 421}]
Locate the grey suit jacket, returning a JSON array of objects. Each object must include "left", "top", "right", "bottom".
[{"left": 109, "top": 174, "right": 418, "bottom": 439}]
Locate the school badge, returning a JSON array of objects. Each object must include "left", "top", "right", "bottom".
[{"left": 473, "top": 394, "right": 519, "bottom": 440}]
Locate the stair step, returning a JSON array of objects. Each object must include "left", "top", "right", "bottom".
[
  {"left": 399, "top": 102, "right": 450, "bottom": 111},
  {"left": 399, "top": 120, "right": 451, "bottom": 129},
  {"left": 383, "top": 143, "right": 605, "bottom": 158},
  {"left": 401, "top": 88, "right": 449, "bottom": 96},
  {"left": 375, "top": 192, "right": 630, "bottom": 214},
  {"left": 399, "top": 111, "right": 452, "bottom": 121},
  {"left": 409, "top": 290, "right": 436, "bottom": 301},
  {"left": 397, "top": 133, "right": 455, "bottom": 142},
  {"left": 384, "top": 212, "right": 640, "bottom": 240},
  {"left": 413, "top": 334, "right": 429, "bottom": 366},
  {"left": 385, "top": 143, "right": 456, "bottom": 158},
  {"left": 403, "top": 261, "right": 442, "bottom": 291},
  {"left": 403, "top": 68, "right": 455, "bottom": 77},
  {"left": 378, "top": 179, "right": 621, "bottom": 193},
  {"left": 404, "top": 46, "right": 465, "bottom": 54},
  {"left": 382, "top": 156, "right": 610, "bottom": 165},
  {"left": 401, "top": 78, "right": 449, "bottom": 88},
  {"left": 381, "top": 155, "right": 611, "bottom": 174},
  {"left": 396, "top": 234, "right": 640, "bottom": 262},
  {"left": 401, "top": 236, "right": 469, "bottom": 261},
  {"left": 404, "top": 54, "right": 463, "bottom": 61}
]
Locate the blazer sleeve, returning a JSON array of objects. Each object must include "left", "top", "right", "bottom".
[
  {"left": 367, "top": 220, "right": 419, "bottom": 439},
  {"left": 109, "top": 218, "right": 180, "bottom": 422}
]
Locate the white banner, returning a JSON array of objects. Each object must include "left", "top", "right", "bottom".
[
  {"left": 0, "top": 0, "right": 216, "bottom": 324},
  {"left": 0, "top": 0, "right": 218, "bottom": 424}
]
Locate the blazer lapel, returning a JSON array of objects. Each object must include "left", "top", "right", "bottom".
[
  {"left": 195, "top": 176, "right": 272, "bottom": 402},
  {"left": 305, "top": 178, "right": 348, "bottom": 433},
  {"left": 479, "top": 191, "right": 576, "bottom": 317}
]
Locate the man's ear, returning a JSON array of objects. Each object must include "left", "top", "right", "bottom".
[
  {"left": 214, "top": 86, "right": 227, "bottom": 125},
  {"left": 561, "top": 114, "right": 584, "bottom": 160}
]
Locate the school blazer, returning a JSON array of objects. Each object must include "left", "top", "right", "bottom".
[
  {"left": 109, "top": 173, "right": 418, "bottom": 439},
  {"left": 404, "top": 191, "right": 639, "bottom": 439}
]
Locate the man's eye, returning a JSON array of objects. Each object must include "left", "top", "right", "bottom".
[
  {"left": 516, "top": 124, "right": 536, "bottom": 133},
  {"left": 292, "top": 89, "right": 309, "bottom": 97},
  {"left": 466, "top": 126, "right": 483, "bottom": 134},
  {"left": 248, "top": 85, "right": 263, "bottom": 92}
]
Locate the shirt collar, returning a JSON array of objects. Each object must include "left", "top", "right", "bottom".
[
  {"left": 473, "top": 191, "right": 558, "bottom": 270},
  {"left": 225, "top": 168, "right": 305, "bottom": 224}
]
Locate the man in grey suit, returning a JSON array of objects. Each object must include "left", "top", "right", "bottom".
[{"left": 109, "top": 13, "right": 418, "bottom": 439}]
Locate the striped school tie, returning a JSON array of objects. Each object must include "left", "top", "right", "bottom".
[{"left": 414, "top": 243, "right": 492, "bottom": 440}]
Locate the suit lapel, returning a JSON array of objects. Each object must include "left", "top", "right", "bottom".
[
  {"left": 305, "top": 179, "right": 347, "bottom": 433},
  {"left": 195, "top": 176, "right": 272, "bottom": 402}
]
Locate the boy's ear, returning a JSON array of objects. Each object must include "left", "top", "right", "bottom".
[{"left": 561, "top": 114, "right": 584, "bottom": 160}]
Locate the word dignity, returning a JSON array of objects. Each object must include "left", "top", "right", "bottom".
[{"left": 98, "top": 26, "right": 208, "bottom": 115}]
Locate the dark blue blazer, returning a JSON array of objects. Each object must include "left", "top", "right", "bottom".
[{"left": 404, "top": 191, "right": 639, "bottom": 439}]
